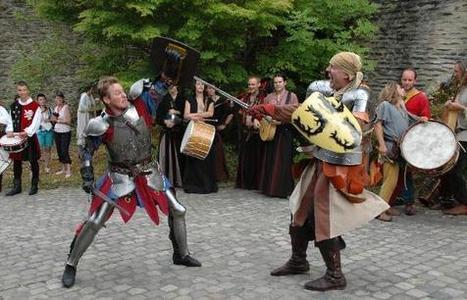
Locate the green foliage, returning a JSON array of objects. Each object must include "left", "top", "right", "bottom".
[
  {"left": 22, "top": 0, "right": 378, "bottom": 95},
  {"left": 428, "top": 76, "right": 459, "bottom": 118}
]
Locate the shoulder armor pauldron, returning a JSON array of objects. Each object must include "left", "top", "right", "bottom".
[
  {"left": 129, "top": 78, "right": 151, "bottom": 100},
  {"left": 306, "top": 80, "right": 333, "bottom": 98},
  {"left": 341, "top": 87, "right": 370, "bottom": 102},
  {"left": 85, "top": 113, "right": 110, "bottom": 136},
  {"left": 341, "top": 87, "right": 370, "bottom": 112}
]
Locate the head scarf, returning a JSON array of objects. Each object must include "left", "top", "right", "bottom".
[{"left": 330, "top": 52, "right": 364, "bottom": 96}]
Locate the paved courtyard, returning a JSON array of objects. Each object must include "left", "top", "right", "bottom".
[{"left": 1, "top": 187, "right": 467, "bottom": 299}]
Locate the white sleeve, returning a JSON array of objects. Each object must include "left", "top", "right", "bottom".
[
  {"left": 0, "top": 107, "right": 13, "bottom": 132},
  {"left": 24, "top": 107, "right": 42, "bottom": 137}
]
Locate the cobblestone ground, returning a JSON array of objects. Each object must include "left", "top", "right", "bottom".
[{"left": 1, "top": 187, "right": 467, "bottom": 300}]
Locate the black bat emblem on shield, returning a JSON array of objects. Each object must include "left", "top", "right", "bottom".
[
  {"left": 329, "top": 130, "right": 357, "bottom": 150},
  {"left": 292, "top": 105, "right": 327, "bottom": 136}
]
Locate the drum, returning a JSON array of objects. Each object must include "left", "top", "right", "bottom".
[
  {"left": 400, "top": 120, "right": 459, "bottom": 176},
  {"left": 0, "top": 135, "right": 28, "bottom": 153},
  {"left": 180, "top": 121, "right": 215, "bottom": 160}
]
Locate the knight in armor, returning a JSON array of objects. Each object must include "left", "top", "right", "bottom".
[
  {"left": 6, "top": 81, "right": 42, "bottom": 196},
  {"left": 61, "top": 76, "right": 201, "bottom": 288},
  {"left": 250, "top": 52, "right": 388, "bottom": 291},
  {"left": 0, "top": 101, "right": 14, "bottom": 192}
]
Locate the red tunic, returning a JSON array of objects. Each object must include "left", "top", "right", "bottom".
[
  {"left": 10, "top": 100, "right": 41, "bottom": 161},
  {"left": 404, "top": 89, "right": 431, "bottom": 118}
]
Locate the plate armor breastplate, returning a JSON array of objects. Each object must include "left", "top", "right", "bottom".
[
  {"left": 102, "top": 106, "right": 165, "bottom": 197},
  {"left": 106, "top": 108, "right": 152, "bottom": 164}
]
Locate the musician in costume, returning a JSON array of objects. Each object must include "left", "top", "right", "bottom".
[
  {"left": 440, "top": 59, "right": 467, "bottom": 215},
  {"left": 156, "top": 85, "right": 185, "bottom": 187},
  {"left": 0, "top": 102, "right": 14, "bottom": 192},
  {"left": 6, "top": 81, "right": 42, "bottom": 196},
  {"left": 374, "top": 82, "right": 428, "bottom": 222},
  {"left": 250, "top": 52, "right": 388, "bottom": 291},
  {"left": 236, "top": 76, "right": 266, "bottom": 190},
  {"left": 182, "top": 80, "right": 218, "bottom": 194},
  {"left": 401, "top": 68, "right": 431, "bottom": 118},
  {"left": 391, "top": 68, "right": 432, "bottom": 215},
  {"left": 260, "top": 74, "right": 298, "bottom": 198},
  {"left": 62, "top": 38, "right": 203, "bottom": 288}
]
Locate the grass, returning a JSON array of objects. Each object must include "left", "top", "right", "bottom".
[
  {"left": 1, "top": 128, "right": 239, "bottom": 192},
  {"left": 2, "top": 143, "right": 107, "bottom": 191}
]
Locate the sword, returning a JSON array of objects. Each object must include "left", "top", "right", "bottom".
[
  {"left": 194, "top": 76, "right": 273, "bottom": 122},
  {"left": 193, "top": 76, "right": 250, "bottom": 109},
  {"left": 90, "top": 185, "right": 131, "bottom": 217}
]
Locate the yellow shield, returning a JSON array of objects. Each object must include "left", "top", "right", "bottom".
[{"left": 291, "top": 92, "right": 362, "bottom": 153}]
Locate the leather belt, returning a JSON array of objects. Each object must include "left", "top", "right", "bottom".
[{"left": 109, "top": 157, "right": 154, "bottom": 176}]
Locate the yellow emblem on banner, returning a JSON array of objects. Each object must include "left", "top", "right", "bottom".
[{"left": 291, "top": 92, "right": 362, "bottom": 153}]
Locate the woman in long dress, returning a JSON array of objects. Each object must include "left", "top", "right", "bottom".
[
  {"left": 156, "top": 85, "right": 185, "bottom": 187},
  {"left": 182, "top": 80, "right": 218, "bottom": 194}
]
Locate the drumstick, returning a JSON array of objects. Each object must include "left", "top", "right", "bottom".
[{"left": 201, "top": 118, "right": 218, "bottom": 123}]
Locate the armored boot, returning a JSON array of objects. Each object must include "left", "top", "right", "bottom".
[
  {"left": 270, "top": 225, "right": 310, "bottom": 276},
  {"left": 167, "top": 190, "right": 201, "bottom": 267},
  {"left": 29, "top": 177, "right": 39, "bottom": 195},
  {"left": 304, "top": 243, "right": 346, "bottom": 291},
  {"left": 6, "top": 178, "right": 21, "bottom": 196},
  {"left": 170, "top": 223, "right": 202, "bottom": 267},
  {"left": 62, "top": 203, "right": 112, "bottom": 288}
]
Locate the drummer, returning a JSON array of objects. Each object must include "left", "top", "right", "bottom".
[
  {"left": 397, "top": 68, "right": 432, "bottom": 215},
  {"left": 0, "top": 99, "right": 14, "bottom": 192},
  {"left": 5, "top": 81, "right": 42, "bottom": 196},
  {"left": 374, "top": 82, "right": 428, "bottom": 222},
  {"left": 182, "top": 80, "right": 218, "bottom": 194}
]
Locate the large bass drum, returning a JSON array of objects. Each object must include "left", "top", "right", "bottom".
[
  {"left": 400, "top": 120, "right": 459, "bottom": 176},
  {"left": 180, "top": 120, "right": 215, "bottom": 160}
]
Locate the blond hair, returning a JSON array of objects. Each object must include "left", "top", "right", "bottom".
[
  {"left": 97, "top": 76, "right": 120, "bottom": 99},
  {"left": 378, "top": 82, "right": 400, "bottom": 105}
]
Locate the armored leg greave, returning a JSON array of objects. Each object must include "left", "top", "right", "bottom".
[
  {"left": 66, "top": 202, "right": 113, "bottom": 267},
  {"left": 166, "top": 189, "right": 189, "bottom": 258},
  {"left": 165, "top": 189, "right": 201, "bottom": 267}
]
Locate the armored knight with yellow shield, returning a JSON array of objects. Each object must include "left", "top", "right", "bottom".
[{"left": 250, "top": 52, "right": 388, "bottom": 291}]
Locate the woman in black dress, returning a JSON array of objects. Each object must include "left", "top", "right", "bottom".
[
  {"left": 182, "top": 80, "right": 218, "bottom": 194},
  {"left": 156, "top": 85, "right": 185, "bottom": 187}
]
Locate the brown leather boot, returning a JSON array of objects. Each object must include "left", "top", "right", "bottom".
[
  {"left": 304, "top": 245, "right": 346, "bottom": 291},
  {"left": 271, "top": 225, "right": 310, "bottom": 276}
]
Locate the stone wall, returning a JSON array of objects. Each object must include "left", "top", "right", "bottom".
[
  {"left": 368, "top": 0, "right": 467, "bottom": 96},
  {"left": 1, "top": 0, "right": 466, "bottom": 105},
  {"left": 0, "top": 0, "right": 79, "bottom": 105}
]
